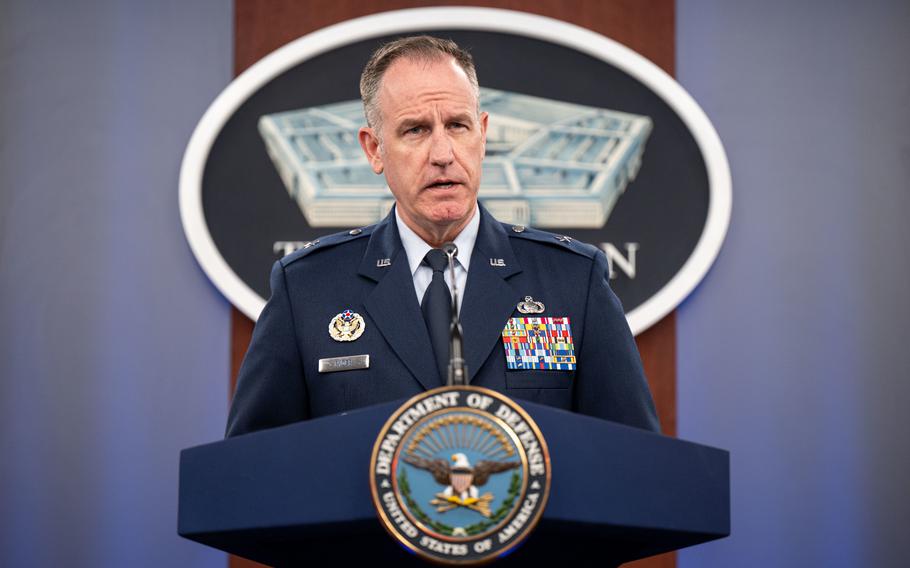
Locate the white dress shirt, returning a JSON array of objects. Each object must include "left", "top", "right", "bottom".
[{"left": 395, "top": 205, "right": 480, "bottom": 315}]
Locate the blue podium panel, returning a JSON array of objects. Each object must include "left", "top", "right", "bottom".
[{"left": 179, "top": 400, "right": 728, "bottom": 566}]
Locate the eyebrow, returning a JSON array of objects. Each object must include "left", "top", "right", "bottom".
[
  {"left": 446, "top": 111, "right": 475, "bottom": 124},
  {"left": 396, "top": 117, "right": 427, "bottom": 131},
  {"left": 395, "top": 111, "right": 475, "bottom": 131}
]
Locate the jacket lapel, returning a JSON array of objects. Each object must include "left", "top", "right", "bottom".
[
  {"left": 460, "top": 207, "right": 522, "bottom": 382},
  {"left": 359, "top": 212, "right": 442, "bottom": 391}
]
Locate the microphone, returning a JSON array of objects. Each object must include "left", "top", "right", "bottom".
[{"left": 442, "top": 242, "right": 468, "bottom": 386}]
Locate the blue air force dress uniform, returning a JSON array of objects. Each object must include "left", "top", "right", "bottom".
[{"left": 225, "top": 206, "right": 659, "bottom": 437}]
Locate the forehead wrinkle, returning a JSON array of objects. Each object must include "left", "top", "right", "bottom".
[
  {"left": 390, "top": 101, "right": 476, "bottom": 128},
  {"left": 385, "top": 87, "right": 476, "bottom": 113}
]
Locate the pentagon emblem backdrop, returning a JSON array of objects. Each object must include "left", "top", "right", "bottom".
[{"left": 179, "top": 8, "right": 731, "bottom": 336}]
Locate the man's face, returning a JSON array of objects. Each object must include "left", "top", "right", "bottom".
[{"left": 359, "top": 57, "right": 488, "bottom": 238}]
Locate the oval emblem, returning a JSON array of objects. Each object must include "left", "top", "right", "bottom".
[
  {"left": 179, "top": 7, "right": 731, "bottom": 336},
  {"left": 370, "top": 386, "right": 551, "bottom": 564}
]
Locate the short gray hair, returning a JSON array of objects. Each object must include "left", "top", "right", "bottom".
[{"left": 359, "top": 35, "right": 480, "bottom": 131}]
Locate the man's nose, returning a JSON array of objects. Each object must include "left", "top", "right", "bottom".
[{"left": 428, "top": 129, "right": 454, "bottom": 167}]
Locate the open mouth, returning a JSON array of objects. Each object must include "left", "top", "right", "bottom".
[{"left": 426, "top": 179, "right": 459, "bottom": 189}]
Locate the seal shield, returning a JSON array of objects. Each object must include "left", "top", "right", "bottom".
[{"left": 370, "top": 385, "right": 551, "bottom": 565}]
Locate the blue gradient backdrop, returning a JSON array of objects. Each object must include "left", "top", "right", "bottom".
[
  {"left": 677, "top": 1, "right": 910, "bottom": 567},
  {"left": 0, "top": 1, "right": 231, "bottom": 567},
  {"left": 1, "top": 1, "right": 907, "bottom": 566}
]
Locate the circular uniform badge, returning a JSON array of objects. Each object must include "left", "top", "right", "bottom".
[
  {"left": 328, "top": 309, "right": 365, "bottom": 342},
  {"left": 370, "top": 386, "right": 551, "bottom": 565}
]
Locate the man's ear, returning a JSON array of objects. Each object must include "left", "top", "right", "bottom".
[
  {"left": 358, "top": 127, "right": 384, "bottom": 174},
  {"left": 479, "top": 111, "right": 489, "bottom": 159}
]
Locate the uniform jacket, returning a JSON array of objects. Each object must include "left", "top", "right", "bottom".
[{"left": 226, "top": 206, "right": 659, "bottom": 437}]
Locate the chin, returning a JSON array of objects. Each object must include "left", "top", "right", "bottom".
[{"left": 427, "top": 203, "right": 472, "bottom": 225}]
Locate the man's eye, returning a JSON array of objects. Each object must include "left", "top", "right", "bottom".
[
  {"left": 405, "top": 126, "right": 425, "bottom": 135},
  {"left": 449, "top": 122, "right": 468, "bottom": 130}
]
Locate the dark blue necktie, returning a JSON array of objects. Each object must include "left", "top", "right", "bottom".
[{"left": 421, "top": 249, "right": 452, "bottom": 383}]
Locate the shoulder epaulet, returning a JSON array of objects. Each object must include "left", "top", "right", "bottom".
[
  {"left": 280, "top": 224, "right": 375, "bottom": 267},
  {"left": 502, "top": 222, "right": 599, "bottom": 259}
]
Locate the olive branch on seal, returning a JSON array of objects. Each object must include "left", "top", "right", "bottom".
[
  {"left": 399, "top": 469, "right": 455, "bottom": 535},
  {"left": 462, "top": 473, "right": 522, "bottom": 535},
  {"left": 398, "top": 470, "right": 523, "bottom": 537}
]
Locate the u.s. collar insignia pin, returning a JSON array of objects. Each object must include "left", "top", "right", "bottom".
[
  {"left": 329, "top": 309, "right": 365, "bottom": 341},
  {"left": 517, "top": 296, "right": 545, "bottom": 314}
]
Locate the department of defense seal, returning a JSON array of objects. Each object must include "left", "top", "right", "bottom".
[{"left": 370, "top": 386, "right": 551, "bottom": 565}]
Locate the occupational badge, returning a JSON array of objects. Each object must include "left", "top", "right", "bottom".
[
  {"left": 370, "top": 386, "right": 551, "bottom": 565},
  {"left": 516, "top": 296, "right": 545, "bottom": 314},
  {"left": 502, "top": 317, "right": 576, "bottom": 370},
  {"left": 328, "top": 309, "right": 365, "bottom": 342}
]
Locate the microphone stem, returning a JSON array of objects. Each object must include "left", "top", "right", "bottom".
[{"left": 443, "top": 244, "right": 468, "bottom": 386}]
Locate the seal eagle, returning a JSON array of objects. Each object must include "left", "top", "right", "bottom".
[{"left": 403, "top": 452, "right": 519, "bottom": 503}]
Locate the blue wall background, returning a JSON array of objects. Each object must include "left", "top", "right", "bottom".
[
  {"left": 676, "top": 1, "right": 910, "bottom": 567},
  {"left": 1, "top": 1, "right": 907, "bottom": 566},
  {"left": 0, "top": 1, "right": 231, "bottom": 567}
]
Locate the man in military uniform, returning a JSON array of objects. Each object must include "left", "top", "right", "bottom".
[{"left": 226, "top": 36, "right": 659, "bottom": 437}]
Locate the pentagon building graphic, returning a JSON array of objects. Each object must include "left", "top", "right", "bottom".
[{"left": 258, "top": 89, "right": 652, "bottom": 228}]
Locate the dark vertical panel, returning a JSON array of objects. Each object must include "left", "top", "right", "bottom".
[
  {"left": 637, "top": 312, "right": 677, "bottom": 436},
  {"left": 235, "top": 0, "right": 674, "bottom": 76},
  {"left": 231, "top": 2, "right": 675, "bottom": 567},
  {"left": 230, "top": 308, "right": 255, "bottom": 397}
]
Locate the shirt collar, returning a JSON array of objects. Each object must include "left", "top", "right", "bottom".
[{"left": 395, "top": 204, "right": 480, "bottom": 276}]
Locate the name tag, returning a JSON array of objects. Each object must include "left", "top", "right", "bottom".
[{"left": 318, "top": 354, "right": 370, "bottom": 373}]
